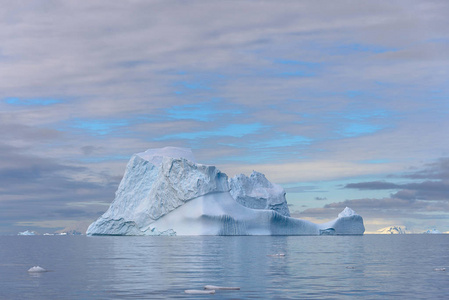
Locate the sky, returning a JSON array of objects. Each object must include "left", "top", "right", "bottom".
[{"left": 1, "top": 0, "right": 448, "bottom": 234}]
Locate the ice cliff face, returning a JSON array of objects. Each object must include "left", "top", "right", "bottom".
[
  {"left": 87, "top": 147, "right": 228, "bottom": 235},
  {"left": 87, "top": 147, "right": 365, "bottom": 236},
  {"left": 229, "top": 171, "right": 290, "bottom": 217}
]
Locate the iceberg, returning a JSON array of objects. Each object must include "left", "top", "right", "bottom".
[
  {"left": 87, "top": 147, "right": 365, "bottom": 236},
  {"left": 27, "top": 266, "right": 47, "bottom": 273},
  {"left": 18, "top": 230, "right": 36, "bottom": 236}
]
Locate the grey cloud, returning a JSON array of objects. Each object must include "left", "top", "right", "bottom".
[
  {"left": 81, "top": 145, "right": 104, "bottom": 156},
  {"left": 345, "top": 158, "right": 449, "bottom": 201},
  {"left": 302, "top": 157, "right": 449, "bottom": 222},
  {"left": 0, "top": 122, "right": 62, "bottom": 142},
  {"left": 403, "top": 157, "right": 449, "bottom": 180},
  {"left": 0, "top": 143, "right": 117, "bottom": 233},
  {"left": 284, "top": 185, "right": 323, "bottom": 193},
  {"left": 300, "top": 197, "right": 449, "bottom": 221},
  {"left": 345, "top": 181, "right": 400, "bottom": 190},
  {"left": 346, "top": 181, "right": 449, "bottom": 201}
]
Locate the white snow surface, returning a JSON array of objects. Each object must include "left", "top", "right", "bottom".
[
  {"left": 376, "top": 225, "right": 410, "bottom": 234},
  {"left": 87, "top": 147, "right": 365, "bottom": 236},
  {"left": 229, "top": 171, "right": 290, "bottom": 217}
]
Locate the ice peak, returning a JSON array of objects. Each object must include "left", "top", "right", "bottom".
[{"left": 338, "top": 207, "right": 357, "bottom": 218}]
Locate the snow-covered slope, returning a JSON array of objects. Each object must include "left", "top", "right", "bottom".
[
  {"left": 376, "top": 225, "right": 410, "bottom": 234},
  {"left": 87, "top": 147, "right": 365, "bottom": 236},
  {"left": 229, "top": 171, "right": 290, "bottom": 217}
]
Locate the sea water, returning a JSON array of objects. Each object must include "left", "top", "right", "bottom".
[{"left": 0, "top": 235, "right": 448, "bottom": 299}]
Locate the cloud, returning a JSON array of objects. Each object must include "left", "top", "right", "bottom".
[
  {"left": 344, "top": 158, "right": 449, "bottom": 201},
  {"left": 403, "top": 157, "right": 449, "bottom": 180},
  {"left": 345, "top": 181, "right": 401, "bottom": 190},
  {"left": 0, "top": 143, "right": 117, "bottom": 233},
  {"left": 156, "top": 123, "right": 267, "bottom": 140}
]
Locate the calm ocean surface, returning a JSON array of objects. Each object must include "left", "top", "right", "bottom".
[{"left": 1, "top": 235, "right": 448, "bottom": 299}]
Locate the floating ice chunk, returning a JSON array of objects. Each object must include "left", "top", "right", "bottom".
[
  {"left": 18, "top": 230, "right": 36, "bottom": 236},
  {"left": 424, "top": 229, "right": 441, "bottom": 234},
  {"left": 204, "top": 285, "right": 240, "bottom": 290},
  {"left": 185, "top": 289, "right": 215, "bottom": 294},
  {"left": 28, "top": 266, "right": 47, "bottom": 273},
  {"left": 434, "top": 268, "right": 446, "bottom": 271},
  {"left": 267, "top": 253, "right": 285, "bottom": 257}
]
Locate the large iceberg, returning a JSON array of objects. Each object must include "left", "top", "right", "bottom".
[{"left": 87, "top": 147, "right": 365, "bottom": 236}]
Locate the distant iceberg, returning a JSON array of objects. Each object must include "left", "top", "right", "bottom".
[
  {"left": 424, "top": 229, "right": 442, "bottom": 234},
  {"left": 87, "top": 147, "right": 365, "bottom": 236},
  {"left": 18, "top": 230, "right": 37, "bottom": 236},
  {"left": 376, "top": 225, "right": 410, "bottom": 234},
  {"left": 28, "top": 266, "right": 47, "bottom": 273}
]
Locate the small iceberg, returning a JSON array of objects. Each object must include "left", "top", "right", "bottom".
[
  {"left": 424, "top": 229, "right": 441, "bottom": 234},
  {"left": 18, "top": 230, "right": 36, "bottom": 236},
  {"left": 434, "top": 268, "right": 446, "bottom": 271},
  {"left": 28, "top": 266, "right": 47, "bottom": 273},
  {"left": 185, "top": 289, "right": 215, "bottom": 294},
  {"left": 267, "top": 253, "right": 286, "bottom": 257},
  {"left": 204, "top": 285, "right": 240, "bottom": 290}
]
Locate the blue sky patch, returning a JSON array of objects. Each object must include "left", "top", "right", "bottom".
[
  {"left": 361, "top": 159, "right": 392, "bottom": 164},
  {"left": 332, "top": 43, "right": 396, "bottom": 55},
  {"left": 274, "top": 59, "right": 321, "bottom": 68},
  {"left": 70, "top": 119, "right": 129, "bottom": 135},
  {"left": 251, "top": 134, "right": 311, "bottom": 148},
  {"left": 177, "top": 81, "right": 211, "bottom": 90},
  {"left": 271, "top": 58, "right": 320, "bottom": 77},
  {"left": 279, "top": 71, "right": 315, "bottom": 77},
  {"left": 337, "top": 123, "right": 383, "bottom": 137},
  {"left": 155, "top": 123, "right": 266, "bottom": 140},
  {"left": 341, "top": 110, "right": 390, "bottom": 121},
  {"left": 165, "top": 101, "right": 241, "bottom": 122}
]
